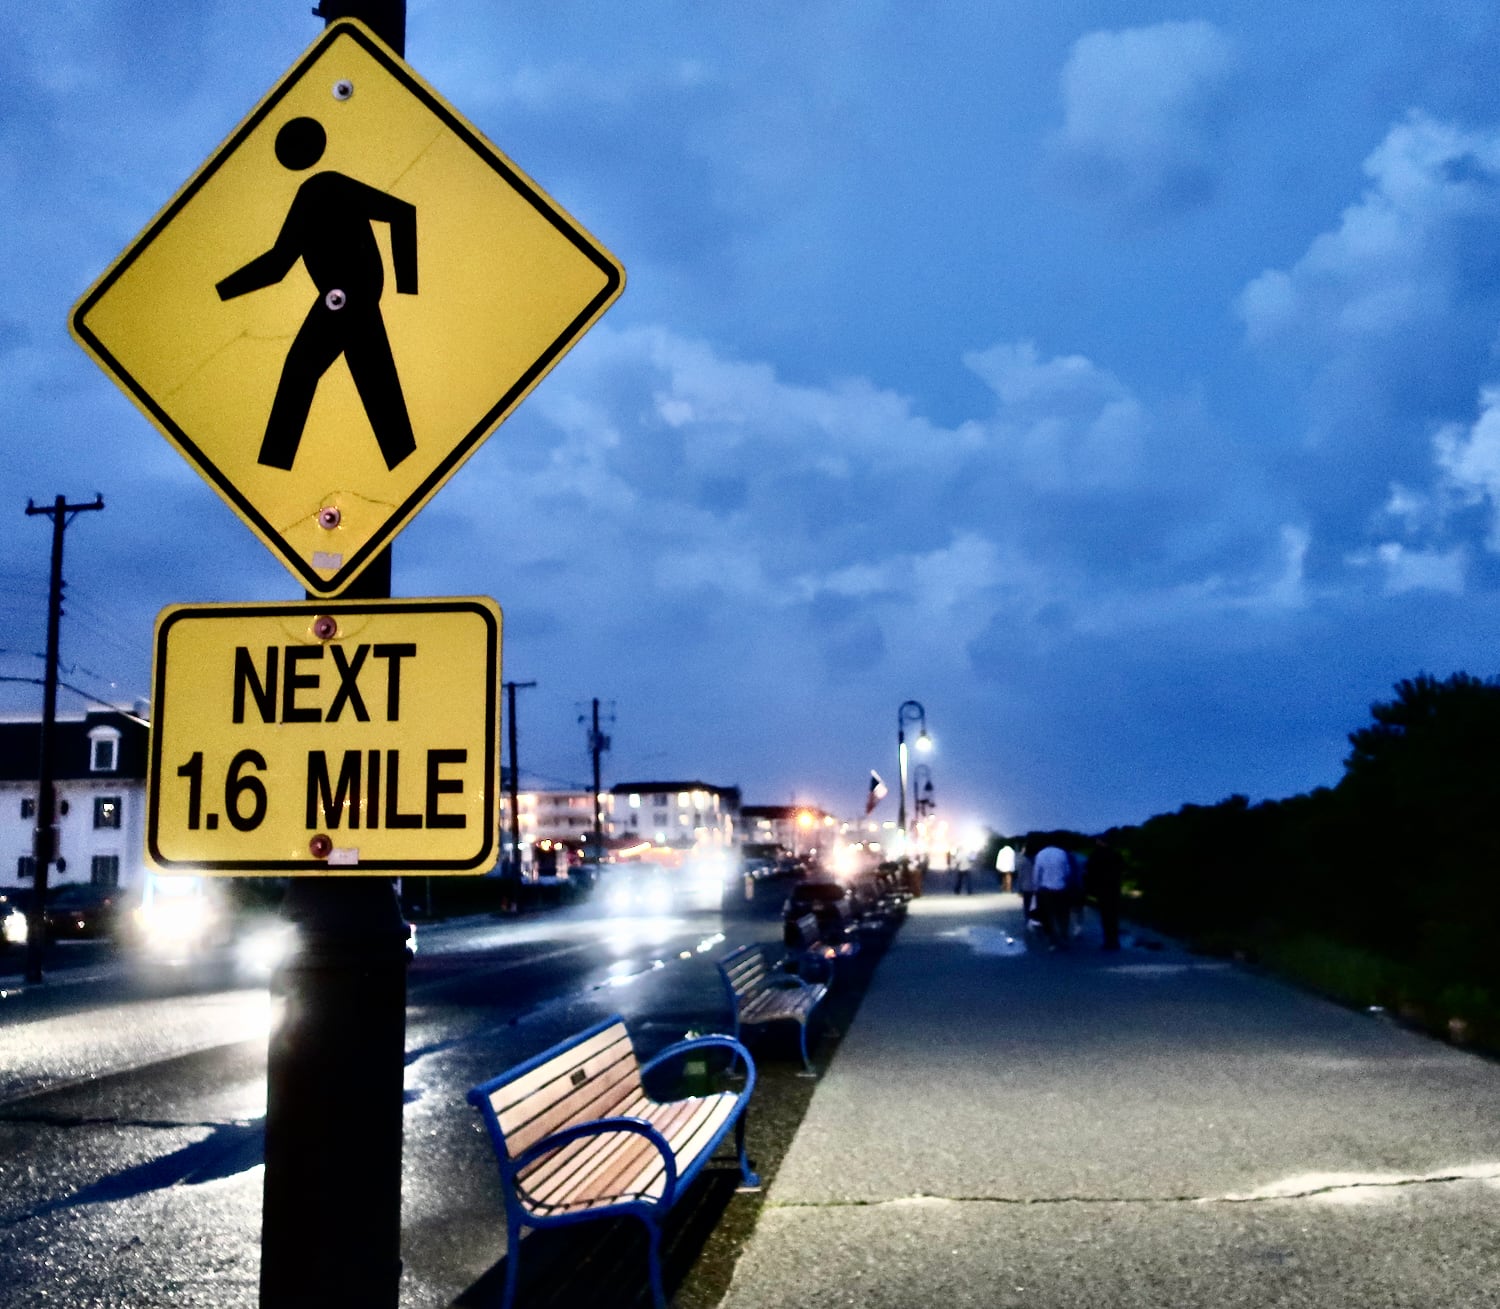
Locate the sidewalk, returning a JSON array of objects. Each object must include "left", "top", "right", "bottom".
[{"left": 713, "top": 888, "right": 1500, "bottom": 1308}]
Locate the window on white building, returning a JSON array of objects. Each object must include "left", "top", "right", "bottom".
[
  {"left": 91, "top": 854, "right": 120, "bottom": 887},
  {"left": 20, "top": 797, "right": 35, "bottom": 820},
  {"left": 88, "top": 729, "right": 120, "bottom": 773},
  {"left": 17, "top": 855, "right": 36, "bottom": 880},
  {"left": 629, "top": 793, "right": 641, "bottom": 808},
  {"left": 93, "top": 796, "right": 122, "bottom": 830},
  {"left": 653, "top": 794, "right": 668, "bottom": 807}
]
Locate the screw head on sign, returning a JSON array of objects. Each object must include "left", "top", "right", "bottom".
[
  {"left": 332, "top": 79, "right": 354, "bottom": 101},
  {"left": 325, "top": 288, "right": 347, "bottom": 311},
  {"left": 311, "top": 614, "right": 338, "bottom": 641},
  {"left": 317, "top": 505, "right": 341, "bottom": 530},
  {"left": 309, "top": 834, "right": 334, "bottom": 859}
]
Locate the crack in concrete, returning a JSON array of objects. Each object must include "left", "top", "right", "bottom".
[{"left": 767, "top": 1167, "right": 1500, "bottom": 1210}]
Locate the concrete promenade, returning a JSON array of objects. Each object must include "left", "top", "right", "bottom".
[{"left": 715, "top": 887, "right": 1500, "bottom": 1308}]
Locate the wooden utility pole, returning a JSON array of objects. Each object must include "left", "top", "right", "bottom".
[
  {"left": 504, "top": 680, "right": 537, "bottom": 877},
  {"left": 22, "top": 493, "right": 104, "bottom": 985}
]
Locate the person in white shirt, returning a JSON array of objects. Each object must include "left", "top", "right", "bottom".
[
  {"left": 1033, "top": 843, "right": 1074, "bottom": 949},
  {"left": 1014, "top": 843, "right": 1037, "bottom": 924}
]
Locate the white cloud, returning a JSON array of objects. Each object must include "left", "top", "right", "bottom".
[
  {"left": 1048, "top": 20, "right": 1237, "bottom": 218},
  {"left": 1370, "top": 542, "right": 1467, "bottom": 595},
  {"left": 1240, "top": 114, "right": 1500, "bottom": 351},
  {"left": 1237, "top": 112, "right": 1500, "bottom": 577},
  {"left": 963, "top": 341, "right": 1149, "bottom": 491},
  {"left": 441, "top": 325, "right": 1313, "bottom": 699},
  {"left": 1435, "top": 385, "right": 1500, "bottom": 547}
]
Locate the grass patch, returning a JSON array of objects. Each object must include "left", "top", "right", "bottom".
[{"left": 1248, "top": 932, "right": 1500, "bottom": 1054}]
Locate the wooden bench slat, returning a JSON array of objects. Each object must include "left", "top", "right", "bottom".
[
  {"left": 519, "top": 1093, "right": 740, "bottom": 1213},
  {"left": 726, "top": 954, "right": 768, "bottom": 988},
  {"left": 488, "top": 1024, "right": 632, "bottom": 1118},
  {"left": 522, "top": 1121, "right": 660, "bottom": 1211},
  {"left": 502, "top": 1057, "right": 642, "bottom": 1159}
]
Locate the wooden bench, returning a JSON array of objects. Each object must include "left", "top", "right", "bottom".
[
  {"left": 783, "top": 911, "right": 854, "bottom": 982},
  {"left": 718, "top": 942, "right": 828, "bottom": 1074},
  {"left": 467, "top": 1016, "right": 759, "bottom": 1309}
]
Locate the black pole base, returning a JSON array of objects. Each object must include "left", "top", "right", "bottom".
[{"left": 260, "top": 877, "right": 408, "bottom": 1308}]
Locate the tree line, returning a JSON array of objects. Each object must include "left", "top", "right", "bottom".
[{"left": 1099, "top": 672, "right": 1500, "bottom": 1032}]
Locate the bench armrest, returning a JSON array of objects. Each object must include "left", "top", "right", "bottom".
[
  {"left": 513, "top": 1115, "right": 680, "bottom": 1208},
  {"left": 640, "top": 1033, "right": 758, "bottom": 1100}
]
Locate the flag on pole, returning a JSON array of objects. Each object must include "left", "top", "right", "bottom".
[{"left": 865, "top": 770, "right": 889, "bottom": 815}]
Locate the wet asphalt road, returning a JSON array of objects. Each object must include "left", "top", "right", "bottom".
[{"left": 0, "top": 893, "right": 788, "bottom": 1308}]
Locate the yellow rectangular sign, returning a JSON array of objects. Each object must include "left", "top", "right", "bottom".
[{"left": 147, "top": 598, "right": 500, "bottom": 874}]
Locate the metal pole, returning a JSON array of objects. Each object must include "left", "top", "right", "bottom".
[
  {"left": 896, "top": 732, "right": 908, "bottom": 844},
  {"left": 504, "top": 680, "right": 536, "bottom": 877},
  {"left": 260, "top": 9, "right": 409, "bottom": 1308},
  {"left": 591, "top": 697, "right": 603, "bottom": 855},
  {"left": 23, "top": 493, "right": 104, "bottom": 985}
]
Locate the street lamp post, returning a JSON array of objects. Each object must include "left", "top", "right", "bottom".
[
  {"left": 896, "top": 700, "right": 930, "bottom": 895},
  {"left": 912, "top": 762, "right": 934, "bottom": 858}
]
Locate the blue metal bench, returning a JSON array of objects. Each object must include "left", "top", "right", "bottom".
[
  {"left": 467, "top": 1015, "right": 758, "bottom": 1309},
  {"left": 783, "top": 911, "right": 852, "bottom": 982},
  {"left": 718, "top": 942, "right": 828, "bottom": 1074}
]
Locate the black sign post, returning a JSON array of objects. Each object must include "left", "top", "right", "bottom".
[{"left": 260, "top": 6, "right": 410, "bottom": 1304}]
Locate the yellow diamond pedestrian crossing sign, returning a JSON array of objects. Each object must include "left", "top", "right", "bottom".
[{"left": 71, "top": 19, "right": 624, "bottom": 595}]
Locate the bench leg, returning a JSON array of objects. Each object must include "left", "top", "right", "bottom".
[
  {"left": 500, "top": 1213, "right": 524, "bottom": 1309},
  {"left": 642, "top": 1217, "right": 667, "bottom": 1309},
  {"left": 797, "top": 1021, "right": 816, "bottom": 1076},
  {"left": 734, "top": 1110, "right": 761, "bottom": 1191}
]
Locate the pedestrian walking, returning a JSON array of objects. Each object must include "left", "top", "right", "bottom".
[
  {"left": 1066, "top": 846, "right": 1087, "bottom": 939},
  {"left": 953, "top": 857, "right": 973, "bottom": 894},
  {"left": 1015, "top": 838, "right": 1037, "bottom": 925},
  {"left": 1087, "top": 834, "right": 1125, "bottom": 951},
  {"left": 995, "top": 843, "right": 1016, "bottom": 892},
  {"left": 1033, "top": 842, "right": 1073, "bottom": 950}
]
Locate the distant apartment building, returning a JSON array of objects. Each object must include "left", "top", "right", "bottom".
[
  {"left": 740, "top": 803, "right": 839, "bottom": 857},
  {"left": 607, "top": 781, "right": 741, "bottom": 857},
  {"left": 0, "top": 709, "right": 150, "bottom": 893},
  {"left": 498, "top": 783, "right": 598, "bottom": 867}
]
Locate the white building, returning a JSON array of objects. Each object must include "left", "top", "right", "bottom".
[
  {"left": 498, "top": 785, "right": 598, "bottom": 871},
  {"left": 0, "top": 709, "right": 150, "bottom": 893},
  {"left": 607, "top": 781, "right": 740, "bottom": 858}
]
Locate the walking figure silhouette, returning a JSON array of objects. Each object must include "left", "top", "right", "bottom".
[{"left": 217, "top": 115, "right": 418, "bottom": 471}]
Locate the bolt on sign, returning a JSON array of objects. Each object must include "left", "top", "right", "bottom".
[
  {"left": 70, "top": 20, "right": 624, "bottom": 595},
  {"left": 147, "top": 599, "right": 500, "bottom": 873}
]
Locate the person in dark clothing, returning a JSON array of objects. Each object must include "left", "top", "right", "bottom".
[{"left": 1086, "top": 835, "right": 1125, "bottom": 951}]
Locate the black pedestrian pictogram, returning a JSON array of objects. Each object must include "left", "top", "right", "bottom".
[{"left": 217, "top": 116, "right": 418, "bottom": 472}]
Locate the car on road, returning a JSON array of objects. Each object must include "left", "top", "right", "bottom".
[
  {"left": 599, "top": 861, "right": 678, "bottom": 915},
  {"left": 44, "top": 882, "right": 126, "bottom": 940},
  {"left": 1, "top": 888, "right": 32, "bottom": 948}
]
